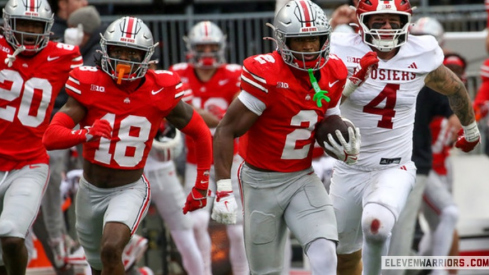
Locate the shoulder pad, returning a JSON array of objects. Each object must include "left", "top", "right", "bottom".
[
  {"left": 169, "top": 62, "right": 189, "bottom": 72},
  {"left": 152, "top": 70, "right": 182, "bottom": 88}
]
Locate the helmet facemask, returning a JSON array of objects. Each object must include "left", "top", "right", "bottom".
[
  {"left": 276, "top": 31, "right": 330, "bottom": 71},
  {"left": 2, "top": 0, "right": 54, "bottom": 55},
  {"left": 184, "top": 21, "right": 226, "bottom": 69},
  {"left": 101, "top": 40, "right": 154, "bottom": 83},
  {"left": 359, "top": 12, "right": 411, "bottom": 52},
  {"left": 272, "top": 0, "right": 332, "bottom": 71},
  {"left": 100, "top": 17, "right": 157, "bottom": 83}
]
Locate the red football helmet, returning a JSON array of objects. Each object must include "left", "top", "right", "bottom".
[{"left": 356, "top": 0, "right": 413, "bottom": 52}]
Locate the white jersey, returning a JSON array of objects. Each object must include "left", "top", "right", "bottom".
[{"left": 331, "top": 33, "right": 444, "bottom": 170}]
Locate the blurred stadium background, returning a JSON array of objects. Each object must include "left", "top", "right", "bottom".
[{"left": 22, "top": 0, "right": 489, "bottom": 274}]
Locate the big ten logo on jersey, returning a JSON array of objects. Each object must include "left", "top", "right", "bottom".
[
  {"left": 2, "top": 46, "right": 10, "bottom": 53},
  {"left": 347, "top": 56, "right": 361, "bottom": 64},
  {"left": 277, "top": 82, "right": 289, "bottom": 89},
  {"left": 91, "top": 84, "right": 105, "bottom": 92}
]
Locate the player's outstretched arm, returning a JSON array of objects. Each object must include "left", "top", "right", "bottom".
[
  {"left": 43, "top": 97, "right": 112, "bottom": 150},
  {"left": 167, "top": 101, "right": 212, "bottom": 214},
  {"left": 342, "top": 51, "right": 379, "bottom": 98},
  {"left": 426, "top": 65, "right": 480, "bottom": 152},
  {"left": 212, "top": 98, "right": 258, "bottom": 224}
]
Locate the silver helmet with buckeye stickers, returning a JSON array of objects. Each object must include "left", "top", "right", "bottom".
[
  {"left": 273, "top": 0, "right": 332, "bottom": 71},
  {"left": 100, "top": 17, "right": 157, "bottom": 82}
]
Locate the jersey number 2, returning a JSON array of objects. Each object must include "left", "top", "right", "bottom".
[{"left": 281, "top": 110, "right": 317, "bottom": 160}]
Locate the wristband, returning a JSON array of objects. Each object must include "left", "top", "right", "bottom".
[
  {"left": 342, "top": 79, "right": 358, "bottom": 97},
  {"left": 462, "top": 121, "right": 480, "bottom": 142},
  {"left": 216, "top": 179, "right": 232, "bottom": 191}
]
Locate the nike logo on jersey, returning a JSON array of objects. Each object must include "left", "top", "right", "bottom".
[
  {"left": 224, "top": 201, "right": 229, "bottom": 210},
  {"left": 29, "top": 165, "right": 41, "bottom": 169},
  {"left": 328, "top": 80, "right": 340, "bottom": 88},
  {"left": 47, "top": 56, "right": 60, "bottom": 61},
  {"left": 218, "top": 79, "right": 229, "bottom": 86},
  {"left": 151, "top": 88, "right": 164, "bottom": 95}
]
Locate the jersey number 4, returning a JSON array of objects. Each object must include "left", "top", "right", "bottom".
[{"left": 363, "top": 83, "right": 399, "bottom": 129}]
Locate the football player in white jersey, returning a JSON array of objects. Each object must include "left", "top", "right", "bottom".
[
  {"left": 329, "top": 0, "right": 480, "bottom": 274},
  {"left": 387, "top": 18, "right": 462, "bottom": 275}
]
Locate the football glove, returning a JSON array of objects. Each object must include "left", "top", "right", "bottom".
[
  {"left": 455, "top": 121, "right": 480, "bottom": 152},
  {"left": 343, "top": 51, "right": 379, "bottom": 97},
  {"left": 323, "top": 125, "right": 361, "bottom": 165},
  {"left": 183, "top": 168, "right": 210, "bottom": 214},
  {"left": 211, "top": 179, "right": 238, "bottom": 225},
  {"left": 81, "top": 119, "right": 112, "bottom": 141}
]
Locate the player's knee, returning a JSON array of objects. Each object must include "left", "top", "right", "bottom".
[
  {"left": 100, "top": 241, "right": 123, "bottom": 264},
  {"left": 1, "top": 236, "right": 24, "bottom": 253},
  {"left": 440, "top": 205, "right": 459, "bottom": 225},
  {"left": 306, "top": 238, "right": 336, "bottom": 261},
  {"left": 362, "top": 204, "right": 395, "bottom": 243},
  {"left": 0, "top": 220, "right": 21, "bottom": 238},
  {"left": 306, "top": 238, "right": 336, "bottom": 274}
]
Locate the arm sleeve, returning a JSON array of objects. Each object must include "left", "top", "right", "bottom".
[
  {"left": 179, "top": 110, "right": 212, "bottom": 172},
  {"left": 43, "top": 112, "right": 87, "bottom": 150}
]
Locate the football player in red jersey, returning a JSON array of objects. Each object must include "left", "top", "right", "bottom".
[
  {"left": 169, "top": 21, "right": 248, "bottom": 275},
  {"left": 0, "top": 0, "right": 82, "bottom": 273},
  {"left": 42, "top": 17, "right": 212, "bottom": 274},
  {"left": 213, "top": 1, "right": 362, "bottom": 274}
]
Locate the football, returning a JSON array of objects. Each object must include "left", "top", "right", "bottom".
[{"left": 315, "top": 115, "right": 354, "bottom": 159}]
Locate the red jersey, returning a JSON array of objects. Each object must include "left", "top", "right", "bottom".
[
  {"left": 0, "top": 37, "right": 82, "bottom": 171},
  {"left": 65, "top": 68, "right": 184, "bottom": 170},
  {"left": 430, "top": 116, "right": 452, "bottom": 176},
  {"left": 474, "top": 58, "right": 489, "bottom": 107},
  {"left": 169, "top": 62, "right": 241, "bottom": 164},
  {"left": 239, "top": 51, "right": 347, "bottom": 172}
]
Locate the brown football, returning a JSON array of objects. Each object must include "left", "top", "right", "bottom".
[{"left": 315, "top": 115, "right": 354, "bottom": 159}]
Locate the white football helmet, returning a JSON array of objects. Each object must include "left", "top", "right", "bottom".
[
  {"left": 100, "top": 17, "right": 157, "bottom": 82},
  {"left": 272, "top": 0, "right": 331, "bottom": 71},
  {"left": 356, "top": 0, "right": 413, "bottom": 52},
  {"left": 410, "top": 17, "right": 444, "bottom": 46},
  {"left": 2, "top": 0, "right": 54, "bottom": 54},
  {"left": 184, "top": 21, "right": 226, "bottom": 69}
]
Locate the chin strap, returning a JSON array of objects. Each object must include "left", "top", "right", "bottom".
[
  {"left": 5, "top": 45, "right": 25, "bottom": 68},
  {"left": 308, "top": 68, "right": 330, "bottom": 107}
]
